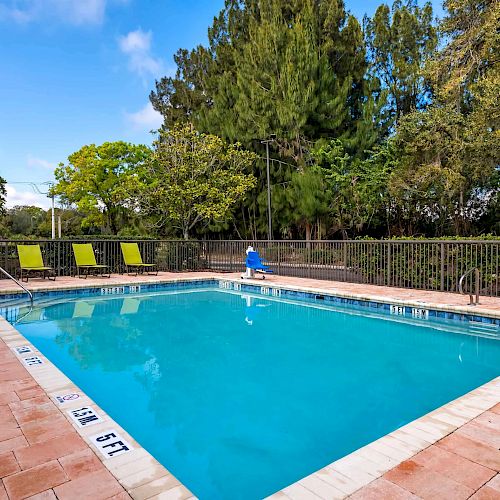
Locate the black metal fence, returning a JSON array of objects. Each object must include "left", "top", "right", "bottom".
[
  {"left": 0, "top": 239, "right": 206, "bottom": 277},
  {"left": 1, "top": 239, "right": 499, "bottom": 297}
]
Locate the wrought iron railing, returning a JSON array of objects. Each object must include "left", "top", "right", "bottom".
[{"left": 0, "top": 239, "right": 499, "bottom": 297}]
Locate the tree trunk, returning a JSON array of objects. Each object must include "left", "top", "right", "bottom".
[{"left": 305, "top": 222, "right": 312, "bottom": 249}]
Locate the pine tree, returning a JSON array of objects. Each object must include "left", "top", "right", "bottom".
[{"left": 364, "top": 0, "right": 437, "bottom": 123}]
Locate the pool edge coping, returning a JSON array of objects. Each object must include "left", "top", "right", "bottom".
[
  {"left": 265, "top": 377, "right": 500, "bottom": 499},
  {"left": 1, "top": 274, "right": 499, "bottom": 499}
]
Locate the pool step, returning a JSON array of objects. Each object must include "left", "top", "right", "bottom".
[{"left": 468, "top": 320, "right": 499, "bottom": 338}]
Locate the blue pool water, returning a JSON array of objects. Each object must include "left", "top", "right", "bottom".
[{"left": 8, "top": 287, "right": 500, "bottom": 499}]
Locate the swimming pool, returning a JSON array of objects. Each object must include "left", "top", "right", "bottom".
[{"left": 4, "top": 282, "right": 500, "bottom": 499}]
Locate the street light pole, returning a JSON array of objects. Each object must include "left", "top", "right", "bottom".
[{"left": 261, "top": 136, "right": 275, "bottom": 241}]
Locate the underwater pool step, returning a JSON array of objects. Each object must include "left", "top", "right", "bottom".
[{"left": 468, "top": 321, "right": 499, "bottom": 338}]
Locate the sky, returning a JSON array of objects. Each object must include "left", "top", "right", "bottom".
[{"left": 0, "top": 0, "right": 444, "bottom": 209}]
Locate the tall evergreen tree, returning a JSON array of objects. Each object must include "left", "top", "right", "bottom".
[
  {"left": 364, "top": 0, "right": 437, "bottom": 123},
  {"left": 151, "top": 0, "right": 385, "bottom": 161}
]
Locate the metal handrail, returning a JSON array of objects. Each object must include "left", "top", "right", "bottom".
[
  {"left": 459, "top": 267, "right": 480, "bottom": 305},
  {"left": 0, "top": 266, "right": 33, "bottom": 306}
]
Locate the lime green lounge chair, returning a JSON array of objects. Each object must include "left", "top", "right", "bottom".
[
  {"left": 17, "top": 244, "right": 56, "bottom": 282},
  {"left": 72, "top": 243, "right": 110, "bottom": 278},
  {"left": 120, "top": 242, "right": 158, "bottom": 276}
]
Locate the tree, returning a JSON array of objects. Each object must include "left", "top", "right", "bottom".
[
  {"left": 388, "top": 0, "right": 500, "bottom": 236},
  {"left": 389, "top": 105, "right": 499, "bottom": 236},
  {"left": 313, "top": 139, "right": 392, "bottom": 237},
  {"left": 151, "top": 0, "right": 385, "bottom": 160},
  {"left": 428, "top": 0, "right": 499, "bottom": 109},
  {"left": 364, "top": 0, "right": 437, "bottom": 122},
  {"left": 0, "top": 176, "right": 6, "bottom": 217},
  {"left": 287, "top": 168, "right": 329, "bottom": 241},
  {"left": 53, "top": 142, "right": 150, "bottom": 233},
  {"left": 137, "top": 123, "right": 257, "bottom": 239},
  {"left": 3, "top": 206, "right": 46, "bottom": 236}
]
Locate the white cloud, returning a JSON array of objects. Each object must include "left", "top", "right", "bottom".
[
  {"left": 125, "top": 102, "right": 163, "bottom": 131},
  {"left": 118, "top": 29, "right": 163, "bottom": 80},
  {"left": 27, "top": 156, "right": 55, "bottom": 171},
  {"left": 5, "top": 185, "right": 51, "bottom": 209},
  {"left": 0, "top": 0, "right": 128, "bottom": 25}
]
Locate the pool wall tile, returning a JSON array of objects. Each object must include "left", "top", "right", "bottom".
[{"left": 3, "top": 276, "right": 499, "bottom": 330}]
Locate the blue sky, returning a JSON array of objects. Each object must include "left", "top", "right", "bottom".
[{"left": 0, "top": 0, "right": 444, "bottom": 208}]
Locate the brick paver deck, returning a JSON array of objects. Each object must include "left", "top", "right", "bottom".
[
  {"left": 0, "top": 272, "right": 499, "bottom": 499},
  {"left": 350, "top": 405, "right": 500, "bottom": 499},
  {"left": 0, "top": 338, "right": 128, "bottom": 499}
]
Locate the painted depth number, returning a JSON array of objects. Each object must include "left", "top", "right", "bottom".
[{"left": 90, "top": 430, "right": 133, "bottom": 459}]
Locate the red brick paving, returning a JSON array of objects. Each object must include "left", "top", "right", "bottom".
[
  {"left": 353, "top": 409, "right": 500, "bottom": 499},
  {"left": 350, "top": 477, "right": 419, "bottom": 499},
  {"left": 53, "top": 468, "right": 125, "bottom": 500},
  {"left": 0, "top": 340, "right": 128, "bottom": 499},
  {"left": 3, "top": 461, "right": 67, "bottom": 499},
  {"left": 411, "top": 446, "right": 495, "bottom": 490}
]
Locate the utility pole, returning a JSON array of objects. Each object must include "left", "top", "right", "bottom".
[
  {"left": 261, "top": 136, "right": 275, "bottom": 241},
  {"left": 51, "top": 193, "right": 55, "bottom": 239}
]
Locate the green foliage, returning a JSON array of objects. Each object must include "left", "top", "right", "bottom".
[
  {"left": 389, "top": 0, "right": 500, "bottom": 237},
  {"left": 312, "top": 139, "right": 393, "bottom": 236},
  {"left": 428, "top": 0, "right": 499, "bottom": 108},
  {"left": 136, "top": 123, "right": 257, "bottom": 239},
  {"left": 364, "top": 0, "right": 437, "bottom": 122},
  {"left": 0, "top": 176, "right": 6, "bottom": 217},
  {"left": 151, "top": 0, "right": 385, "bottom": 162},
  {"left": 52, "top": 142, "right": 150, "bottom": 233},
  {"left": 6, "top": 0, "right": 496, "bottom": 241}
]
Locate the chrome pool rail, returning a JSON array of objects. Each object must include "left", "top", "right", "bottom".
[
  {"left": 0, "top": 266, "right": 33, "bottom": 306},
  {"left": 459, "top": 267, "right": 481, "bottom": 305}
]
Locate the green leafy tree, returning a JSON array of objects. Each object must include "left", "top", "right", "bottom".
[
  {"left": 389, "top": 105, "right": 499, "bottom": 236},
  {"left": 364, "top": 0, "right": 437, "bottom": 122},
  {"left": 137, "top": 123, "right": 257, "bottom": 239},
  {"left": 3, "top": 206, "right": 46, "bottom": 236},
  {"left": 428, "top": 0, "right": 499, "bottom": 109},
  {"left": 0, "top": 176, "right": 6, "bottom": 216},
  {"left": 313, "top": 139, "right": 392, "bottom": 237},
  {"left": 389, "top": 0, "right": 500, "bottom": 236},
  {"left": 53, "top": 142, "right": 150, "bottom": 234}
]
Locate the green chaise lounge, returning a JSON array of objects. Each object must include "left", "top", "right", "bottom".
[
  {"left": 17, "top": 244, "right": 56, "bottom": 282},
  {"left": 72, "top": 243, "right": 110, "bottom": 278},
  {"left": 120, "top": 242, "right": 158, "bottom": 276}
]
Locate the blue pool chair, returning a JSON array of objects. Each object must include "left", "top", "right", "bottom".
[{"left": 245, "top": 251, "right": 273, "bottom": 279}]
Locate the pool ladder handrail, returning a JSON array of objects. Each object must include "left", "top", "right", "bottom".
[
  {"left": 0, "top": 266, "right": 33, "bottom": 306},
  {"left": 458, "top": 267, "right": 480, "bottom": 306}
]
